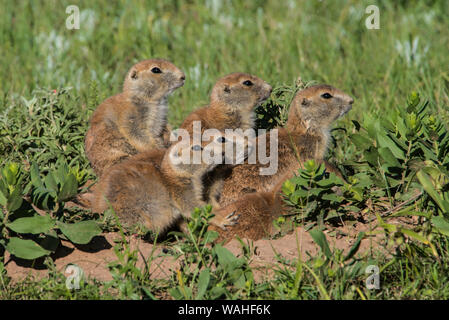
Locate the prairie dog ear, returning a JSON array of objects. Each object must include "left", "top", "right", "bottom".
[
  {"left": 301, "top": 97, "right": 310, "bottom": 107},
  {"left": 224, "top": 85, "right": 231, "bottom": 93},
  {"left": 130, "top": 70, "right": 138, "bottom": 80}
]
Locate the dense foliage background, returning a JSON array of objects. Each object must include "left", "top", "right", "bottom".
[{"left": 0, "top": 0, "right": 448, "bottom": 299}]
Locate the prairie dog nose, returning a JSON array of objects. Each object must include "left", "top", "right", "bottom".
[{"left": 265, "top": 83, "right": 273, "bottom": 93}]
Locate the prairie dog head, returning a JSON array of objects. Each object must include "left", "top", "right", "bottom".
[
  {"left": 288, "top": 84, "right": 354, "bottom": 131},
  {"left": 164, "top": 139, "right": 219, "bottom": 179},
  {"left": 210, "top": 73, "right": 272, "bottom": 112},
  {"left": 123, "top": 59, "right": 185, "bottom": 101},
  {"left": 165, "top": 132, "right": 253, "bottom": 177},
  {"left": 202, "top": 130, "right": 254, "bottom": 165}
]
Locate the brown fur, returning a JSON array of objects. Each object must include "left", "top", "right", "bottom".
[
  {"left": 210, "top": 84, "right": 354, "bottom": 242},
  {"left": 178, "top": 73, "right": 272, "bottom": 136},
  {"left": 209, "top": 179, "right": 286, "bottom": 242},
  {"left": 92, "top": 133, "right": 251, "bottom": 235},
  {"left": 218, "top": 84, "right": 354, "bottom": 207},
  {"left": 85, "top": 59, "right": 185, "bottom": 177},
  {"left": 173, "top": 72, "right": 271, "bottom": 206}
]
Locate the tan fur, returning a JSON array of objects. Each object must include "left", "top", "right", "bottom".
[
  {"left": 92, "top": 133, "right": 251, "bottom": 235},
  {"left": 174, "top": 72, "right": 271, "bottom": 208},
  {"left": 178, "top": 73, "right": 272, "bottom": 136},
  {"left": 210, "top": 84, "right": 354, "bottom": 242},
  {"left": 218, "top": 84, "right": 354, "bottom": 207},
  {"left": 209, "top": 178, "right": 287, "bottom": 242},
  {"left": 85, "top": 59, "right": 185, "bottom": 177}
]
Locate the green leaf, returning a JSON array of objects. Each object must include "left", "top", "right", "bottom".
[
  {"left": 350, "top": 133, "right": 372, "bottom": 150},
  {"left": 377, "top": 132, "right": 405, "bottom": 160},
  {"left": 365, "top": 117, "right": 380, "bottom": 140},
  {"left": 39, "top": 231, "right": 60, "bottom": 252},
  {"left": 304, "top": 160, "right": 317, "bottom": 172},
  {"left": 202, "top": 230, "right": 219, "bottom": 244},
  {"left": 196, "top": 268, "right": 210, "bottom": 300},
  {"left": 400, "top": 228, "right": 429, "bottom": 245},
  {"left": 30, "top": 162, "right": 44, "bottom": 189},
  {"left": 59, "top": 173, "right": 78, "bottom": 201},
  {"left": 169, "top": 288, "right": 184, "bottom": 300},
  {"left": 315, "top": 178, "right": 340, "bottom": 188},
  {"left": 293, "top": 189, "right": 309, "bottom": 198},
  {"left": 391, "top": 209, "right": 430, "bottom": 219},
  {"left": 6, "top": 215, "right": 55, "bottom": 234},
  {"left": 417, "top": 170, "right": 449, "bottom": 213},
  {"left": 407, "top": 91, "right": 420, "bottom": 111},
  {"left": 309, "top": 229, "right": 332, "bottom": 259},
  {"left": 364, "top": 148, "right": 380, "bottom": 167},
  {"left": 6, "top": 187, "right": 23, "bottom": 212},
  {"left": 214, "top": 245, "right": 238, "bottom": 267},
  {"left": 6, "top": 237, "right": 51, "bottom": 260},
  {"left": 44, "top": 173, "right": 58, "bottom": 193},
  {"left": 344, "top": 232, "right": 365, "bottom": 261},
  {"left": 209, "top": 287, "right": 226, "bottom": 299},
  {"left": 431, "top": 216, "right": 449, "bottom": 237},
  {"left": 282, "top": 180, "right": 296, "bottom": 195},
  {"left": 57, "top": 221, "right": 101, "bottom": 244},
  {"left": 213, "top": 245, "right": 245, "bottom": 274},
  {"left": 0, "top": 190, "right": 7, "bottom": 207},
  {"left": 378, "top": 147, "right": 401, "bottom": 168},
  {"left": 321, "top": 193, "right": 343, "bottom": 202}
]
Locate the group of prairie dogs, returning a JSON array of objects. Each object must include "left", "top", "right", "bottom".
[{"left": 84, "top": 58, "right": 354, "bottom": 242}]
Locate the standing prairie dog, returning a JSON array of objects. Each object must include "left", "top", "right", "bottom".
[
  {"left": 174, "top": 73, "right": 271, "bottom": 205},
  {"left": 209, "top": 84, "right": 354, "bottom": 242},
  {"left": 85, "top": 59, "right": 185, "bottom": 177},
  {"left": 178, "top": 72, "right": 272, "bottom": 136},
  {"left": 218, "top": 84, "right": 354, "bottom": 207},
  {"left": 92, "top": 132, "right": 252, "bottom": 235}
]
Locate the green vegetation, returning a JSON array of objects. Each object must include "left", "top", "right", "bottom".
[{"left": 1, "top": 0, "right": 448, "bottom": 299}]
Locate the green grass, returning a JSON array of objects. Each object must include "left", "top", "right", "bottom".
[{"left": 1, "top": 0, "right": 449, "bottom": 299}]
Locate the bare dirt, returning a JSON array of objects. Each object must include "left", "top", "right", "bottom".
[{"left": 4, "top": 218, "right": 398, "bottom": 284}]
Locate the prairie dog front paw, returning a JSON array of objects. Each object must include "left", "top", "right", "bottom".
[{"left": 210, "top": 207, "right": 240, "bottom": 230}]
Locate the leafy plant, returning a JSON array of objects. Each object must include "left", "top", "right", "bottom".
[
  {"left": 29, "top": 158, "right": 79, "bottom": 212},
  {"left": 168, "top": 206, "right": 258, "bottom": 299},
  {"left": 281, "top": 160, "right": 362, "bottom": 229},
  {"left": 106, "top": 218, "right": 158, "bottom": 300},
  {"left": 255, "top": 79, "right": 304, "bottom": 130},
  {"left": 347, "top": 92, "right": 448, "bottom": 201},
  {"left": 0, "top": 88, "right": 91, "bottom": 172},
  {"left": 0, "top": 160, "right": 101, "bottom": 261}
]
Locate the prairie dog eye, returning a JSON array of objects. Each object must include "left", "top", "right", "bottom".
[
  {"left": 242, "top": 80, "right": 253, "bottom": 86},
  {"left": 216, "top": 136, "right": 227, "bottom": 143},
  {"left": 192, "top": 145, "right": 202, "bottom": 151},
  {"left": 321, "top": 93, "right": 332, "bottom": 99},
  {"left": 151, "top": 67, "right": 162, "bottom": 74}
]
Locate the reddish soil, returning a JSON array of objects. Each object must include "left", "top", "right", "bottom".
[{"left": 4, "top": 218, "right": 397, "bottom": 284}]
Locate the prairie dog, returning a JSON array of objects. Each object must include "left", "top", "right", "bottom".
[
  {"left": 85, "top": 59, "right": 185, "bottom": 177},
  {"left": 174, "top": 73, "right": 271, "bottom": 206},
  {"left": 92, "top": 132, "right": 252, "bottom": 235},
  {"left": 218, "top": 84, "right": 354, "bottom": 206},
  {"left": 209, "top": 179, "right": 286, "bottom": 242},
  {"left": 178, "top": 72, "right": 272, "bottom": 136},
  {"left": 210, "top": 85, "right": 354, "bottom": 242}
]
